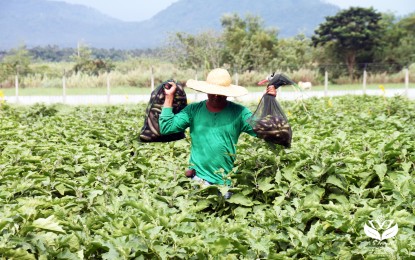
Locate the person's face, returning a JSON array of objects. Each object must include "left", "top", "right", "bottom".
[{"left": 207, "top": 94, "right": 227, "bottom": 107}]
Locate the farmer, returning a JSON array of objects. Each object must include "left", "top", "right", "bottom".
[{"left": 159, "top": 68, "right": 276, "bottom": 198}]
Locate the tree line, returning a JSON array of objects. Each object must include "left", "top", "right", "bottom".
[
  {"left": 0, "top": 7, "right": 414, "bottom": 82},
  {"left": 165, "top": 8, "right": 415, "bottom": 79}
]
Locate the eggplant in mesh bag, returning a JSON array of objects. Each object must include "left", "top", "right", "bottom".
[
  {"left": 249, "top": 73, "right": 295, "bottom": 147},
  {"left": 139, "top": 80, "right": 187, "bottom": 142}
]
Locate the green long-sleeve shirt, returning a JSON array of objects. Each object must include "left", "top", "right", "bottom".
[{"left": 159, "top": 100, "right": 256, "bottom": 185}]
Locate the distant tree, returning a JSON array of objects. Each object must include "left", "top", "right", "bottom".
[
  {"left": 398, "top": 13, "right": 415, "bottom": 65},
  {"left": 271, "top": 34, "right": 314, "bottom": 70},
  {"left": 164, "top": 30, "right": 224, "bottom": 71},
  {"left": 29, "top": 45, "right": 72, "bottom": 62},
  {"left": 71, "top": 43, "right": 92, "bottom": 64},
  {"left": 375, "top": 13, "right": 415, "bottom": 67},
  {"left": 27, "top": 45, "right": 155, "bottom": 62},
  {"left": 221, "top": 14, "right": 279, "bottom": 71},
  {"left": 0, "top": 45, "right": 32, "bottom": 86},
  {"left": 399, "top": 12, "right": 415, "bottom": 34},
  {"left": 312, "top": 7, "right": 383, "bottom": 78},
  {"left": 1, "top": 45, "right": 32, "bottom": 76},
  {"left": 71, "top": 44, "right": 114, "bottom": 76}
]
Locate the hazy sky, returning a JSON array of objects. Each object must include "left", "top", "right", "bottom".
[{"left": 49, "top": 0, "right": 414, "bottom": 22}]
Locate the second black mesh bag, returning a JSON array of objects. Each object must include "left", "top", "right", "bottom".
[
  {"left": 139, "top": 80, "right": 187, "bottom": 142},
  {"left": 248, "top": 94, "right": 292, "bottom": 148}
]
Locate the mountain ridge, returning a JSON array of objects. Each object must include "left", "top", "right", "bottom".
[{"left": 0, "top": 0, "right": 340, "bottom": 50}]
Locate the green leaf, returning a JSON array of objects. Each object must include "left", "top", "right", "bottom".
[
  {"left": 1, "top": 249, "right": 36, "bottom": 260},
  {"left": 56, "top": 249, "right": 81, "bottom": 260},
  {"left": 233, "top": 206, "right": 252, "bottom": 219},
  {"left": 303, "top": 187, "right": 325, "bottom": 207},
  {"left": 326, "top": 175, "right": 345, "bottom": 190},
  {"left": 148, "top": 226, "right": 163, "bottom": 239},
  {"left": 55, "top": 183, "right": 67, "bottom": 195},
  {"left": 401, "top": 161, "right": 412, "bottom": 174},
  {"left": 32, "top": 215, "right": 65, "bottom": 233},
  {"left": 219, "top": 185, "right": 230, "bottom": 196},
  {"left": 273, "top": 196, "right": 285, "bottom": 206},
  {"left": 328, "top": 194, "right": 349, "bottom": 205},
  {"left": 258, "top": 177, "right": 274, "bottom": 193},
  {"left": 282, "top": 167, "right": 297, "bottom": 183},
  {"left": 193, "top": 199, "right": 211, "bottom": 212},
  {"left": 228, "top": 193, "right": 253, "bottom": 206},
  {"left": 374, "top": 163, "right": 387, "bottom": 181},
  {"left": 61, "top": 233, "right": 80, "bottom": 251},
  {"left": 101, "top": 243, "right": 121, "bottom": 260},
  {"left": 88, "top": 189, "right": 104, "bottom": 205},
  {"left": 210, "top": 237, "right": 232, "bottom": 255}
]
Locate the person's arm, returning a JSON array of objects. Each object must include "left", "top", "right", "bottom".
[
  {"left": 159, "top": 81, "right": 190, "bottom": 135},
  {"left": 163, "top": 81, "right": 176, "bottom": 107}
]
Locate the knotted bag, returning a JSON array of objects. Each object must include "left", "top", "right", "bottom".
[
  {"left": 248, "top": 94, "right": 292, "bottom": 148},
  {"left": 139, "top": 80, "right": 187, "bottom": 142}
]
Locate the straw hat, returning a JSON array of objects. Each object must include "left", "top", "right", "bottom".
[{"left": 186, "top": 68, "right": 248, "bottom": 97}]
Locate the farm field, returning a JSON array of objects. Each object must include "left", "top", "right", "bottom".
[{"left": 0, "top": 95, "right": 414, "bottom": 259}]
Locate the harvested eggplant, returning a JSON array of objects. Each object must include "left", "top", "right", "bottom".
[{"left": 139, "top": 80, "right": 187, "bottom": 142}]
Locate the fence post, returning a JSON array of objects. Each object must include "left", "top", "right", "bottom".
[
  {"left": 324, "top": 70, "right": 328, "bottom": 97},
  {"left": 363, "top": 67, "right": 367, "bottom": 95},
  {"left": 194, "top": 69, "right": 198, "bottom": 101},
  {"left": 106, "top": 72, "right": 111, "bottom": 104},
  {"left": 15, "top": 74, "right": 19, "bottom": 104},
  {"left": 62, "top": 69, "right": 66, "bottom": 104},
  {"left": 233, "top": 69, "right": 240, "bottom": 101},
  {"left": 405, "top": 67, "right": 409, "bottom": 97},
  {"left": 150, "top": 66, "right": 154, "bottom": 92}
]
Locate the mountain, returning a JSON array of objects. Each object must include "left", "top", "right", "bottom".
[{"left": 0, "top": 0, "right": 340, "bottom": 50}]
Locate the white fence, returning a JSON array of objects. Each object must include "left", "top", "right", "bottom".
[
  {"left": 3, "top": 88, "right": 414, "bottom": 105},
  {"left": 2, "top": 68, "right": 413, "bottom": 105}
]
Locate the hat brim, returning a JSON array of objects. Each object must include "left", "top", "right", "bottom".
[{"left": 186, "top": 79, "right": 248, "bottom": 97}]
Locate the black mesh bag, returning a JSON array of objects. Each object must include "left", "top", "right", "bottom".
[
  {"left": 248, "top": 94, "right": 292, "bottom": 148},
  {"left": 139, "top": 80, "right": 187, "bottom": 142},
  {"left": 267, "top": 73, "right": 296, "bottom": 88}
]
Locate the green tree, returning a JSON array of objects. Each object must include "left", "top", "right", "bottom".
[
  {"left": 164, "top": 30, "right": 223, "bottom": 71},
  {"left": 1, "top": 45, "right": 32, "bottom": 76},
  {"left": 0, "top": 45, "right": 32, "bottom": 86},
  {"left": 221, "top": 14, "right": 278, "bottom": 71},
  {"left": 71, "top": 43, "right": 114, "bottom": 76},
  {"left": 312, "top": 7, "right": 383, "bottom": 78},
  {"left": 29, "top": 45, "right": 74, "bottom": 62},
  {"left": 70, "top": 43, "right": 93, "bottom": 65},
  {"left": 271, "top": 34, "right": 314, "bottom": 70},
  {"left": 375, "top": 13, "right": 415, "bottom": 67}
]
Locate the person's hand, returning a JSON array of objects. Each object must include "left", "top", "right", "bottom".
[
  {"left": 266, "top": 85, "right": 277, "bottom": 96},
  {"left": 163, "top": 81, "right": 177, "bottom": 108},
  {"left": 164, "top": 81, "right": 177, "bottom": 96}
]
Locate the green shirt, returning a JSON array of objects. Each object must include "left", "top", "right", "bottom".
[{"left": 159, "top": 100, "right": 256, "bottom": 185}]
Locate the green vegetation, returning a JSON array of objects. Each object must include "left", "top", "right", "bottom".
[
  {"left": 312, "top": 7, "right": 384, "bottom": 78},
  {"left": 0, "top": 95, "right": 414, "bottom": 258},
  {"left": 0, "top": 45, "right": 32, "bottom": 82}
]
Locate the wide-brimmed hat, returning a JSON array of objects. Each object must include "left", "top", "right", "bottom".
[{"left": 186, "top": 68, "right": 248, "bottom": 97}]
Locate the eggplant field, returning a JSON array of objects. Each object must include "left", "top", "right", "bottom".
[{"left": 1, "top": 95, "right": 415, "bottom": 259}]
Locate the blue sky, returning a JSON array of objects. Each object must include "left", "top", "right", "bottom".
[{"left": 49, "top": 0, "right": 414, "bottom": 22}]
